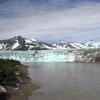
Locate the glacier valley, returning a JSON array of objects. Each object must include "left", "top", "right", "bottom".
[{"left": 0, "top": 49, "right": 100, "bottom": 62}]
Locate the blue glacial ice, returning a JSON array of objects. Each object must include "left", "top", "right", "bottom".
[{"left": 0, "top": 50, "right": 75, "bottom": 62}]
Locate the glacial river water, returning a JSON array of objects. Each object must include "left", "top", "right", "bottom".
[{"left": 25, "top": 63, "right": 100, "bottom": 100}]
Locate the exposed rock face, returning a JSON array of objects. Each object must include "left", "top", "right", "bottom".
[
  {"left": 0, "top": 36, "right": 54, "bottom": 50},
  {"left": 0, "top": 36, "right": 100, "bottom": 50}
]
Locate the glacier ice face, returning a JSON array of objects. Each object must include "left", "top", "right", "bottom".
[
  {"left": 75, "top": 49, "right": 100, "bottom": 62},
  {"left": 0, "top": 51, "right": 33, "bottom": 62},
  {"left": 32, "top": 50, "right": 75, "bottom": 62},
  {"left": 0, "top": 50, "right": 75, "bottom": 62},
  {"left": 0, "top": 49, "right": 100, "bottom": 62}
]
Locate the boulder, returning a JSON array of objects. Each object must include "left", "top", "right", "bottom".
[
  {"left": 0, "top": 85, "right": 6, "bottom": 93},
  {"left": 0, "top": 85, "right": 7, "bottom": 100}
]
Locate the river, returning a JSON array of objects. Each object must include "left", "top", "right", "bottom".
[{"left": 25, "top": 63, "right": 100, "bottom": 100}]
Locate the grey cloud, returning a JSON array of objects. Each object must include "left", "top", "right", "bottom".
[{"left": 0, "top": 1, "right": 100, "bottom": 42}]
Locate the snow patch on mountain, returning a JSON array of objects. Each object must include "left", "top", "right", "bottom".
[
  {"left": 53, "top": 40, "right": 100, "bottom": 50},
  {"left": 0, "top": 44, "right": 2, "bottom": 49},
  {"left": 85, "top": 40, "right": 100, "bottom": 48},
  {"left": 70, "top": 43, "right": 86, "bottom": 49},
  {"left": 25, "top": 38, "right": 37, "bottom": 44},
  {"left": 0, "top": 36, "right": 100, "bottom": 50},
  {"left": 12, "top": 40, "right": 19, "bottom": 49}
]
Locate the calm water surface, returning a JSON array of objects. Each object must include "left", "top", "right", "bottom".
[{"left": 25, "top": 63, "right": 100, "bottom": 100}]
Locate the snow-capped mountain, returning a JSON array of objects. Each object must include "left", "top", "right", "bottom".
[
  {"left": 52, "top": 40, "right": 100, "bottom": 49},
  {"left": 0, "top": 36, "right": 54, "bottom": 50},
  {"left": 85, "top": 40, "right": 100, "bottom": 48},
  {"left": 0, "top": 36, "right": 100, "bottom": 50}
]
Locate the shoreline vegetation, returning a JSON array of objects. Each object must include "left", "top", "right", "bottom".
[{"left": 0, "top": 59, "right": 40, "bottom": 100}]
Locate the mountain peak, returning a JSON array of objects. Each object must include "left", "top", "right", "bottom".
[
  {"left": 0, "top": 36, "right": 54, "bottom": 50},
  {"left": 0, "top": 36, "right": 100, "bottom": 50},
  {"left": 15, "top": 36, "right": 24, "bottom": 39}
]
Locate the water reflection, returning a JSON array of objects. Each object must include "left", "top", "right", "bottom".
[{"left": 25, "top": 63, "right": 100, "bottom": 100}]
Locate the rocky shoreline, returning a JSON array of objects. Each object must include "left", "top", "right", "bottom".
[
  {"left": 0, "top": 59, "right": 40, "bottom": 100},
  {"left": 7, "top": 65, "right": 40, "bottom": 100}
]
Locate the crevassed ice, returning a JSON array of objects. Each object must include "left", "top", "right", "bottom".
[{"left": 0, "top": 50, "right": 75, "bottom": 62}]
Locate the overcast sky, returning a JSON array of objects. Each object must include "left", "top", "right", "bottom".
[{"left": 0, "top": 0, "right": 100, "bottom": 42}]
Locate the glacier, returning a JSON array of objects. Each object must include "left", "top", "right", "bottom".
[
  {"left": 0, "top": 50, "right": 75, "bottom": 62},
  {"left": 0, "top": 49, "right": 100, "bottom": 62}
]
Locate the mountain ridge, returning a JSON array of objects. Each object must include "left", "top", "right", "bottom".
[
  {"left": 0, "top": 36, "right": 100, "bottom": 50},
  {"left": 0, "top": 36, "right": 54, "bottom": 50}
]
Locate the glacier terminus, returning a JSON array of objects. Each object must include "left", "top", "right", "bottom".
[{"left": 0, "top": 49, "right": 100, "bottom": 62}]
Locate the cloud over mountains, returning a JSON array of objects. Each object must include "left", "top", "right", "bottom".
[{"left": 0, "top": 0, "right": 100, "bottom": 42}]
